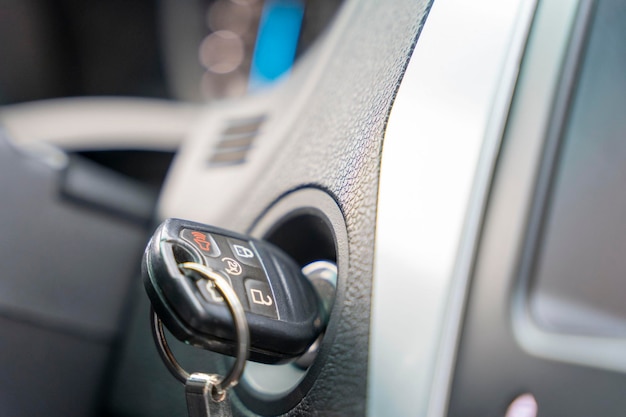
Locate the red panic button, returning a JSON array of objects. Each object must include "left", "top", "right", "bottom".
[{"left": 180, "top": 229, "right": 221, "bottom": 258}]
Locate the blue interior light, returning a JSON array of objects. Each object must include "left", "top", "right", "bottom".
[{"left": 249, "top": 0, "right": 305, "bottom": 91}]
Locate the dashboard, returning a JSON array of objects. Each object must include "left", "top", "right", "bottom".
[{"left": 2, "top": 1, "right": 626, "bottom": 416}]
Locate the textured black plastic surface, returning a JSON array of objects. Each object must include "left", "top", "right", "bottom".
[
  {"left": 109, "top": 0, "right": 431, "bottom": 415},
  {"left": 222, "top": 2, "right": 431, "bottom": 413},
  {"left": 143, "top": 218, "right": 323, "bottom": 363}
]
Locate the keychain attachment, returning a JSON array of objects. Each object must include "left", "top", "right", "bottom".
[{"left": 151, "top": 260, "right": 250, "bottom": 401}]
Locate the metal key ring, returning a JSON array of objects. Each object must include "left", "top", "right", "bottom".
[
  {"left": 160, "top": 238, "right": 206, "bottom": 266},
  {"left": 150, "top": 261, "right": 250, "bottom": 401}
]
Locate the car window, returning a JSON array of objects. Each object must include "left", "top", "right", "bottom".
[{"left": 529, "top": 2, "right": 626, "bottom": 338}]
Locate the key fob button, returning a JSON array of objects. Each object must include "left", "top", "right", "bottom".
[
  {"left": 245, "top": 280, "right": 278, "bottom": 319},
  {"left": 227, "top": 238, "right": 262, "bottom": 268},
  {"left": 197, "top": 276, "right": 232, "bottom": 304},
  {"left": 219, "top": 256, "right": 245, "bottom": 276},
  {"left": 180, "top": 229, "right": 221, "bottom": 258}
]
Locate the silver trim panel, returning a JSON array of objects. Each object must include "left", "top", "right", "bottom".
[{"left": 368, "top": 1, "right": 537, "bottom": 415}]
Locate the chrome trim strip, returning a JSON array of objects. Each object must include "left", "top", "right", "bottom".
[{"left": 368, "top": 1, "right": 537, "bottom": 415}]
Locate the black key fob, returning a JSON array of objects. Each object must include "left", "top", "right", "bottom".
[{"left": 143, "top": 218, "right": 325, "bottom": 364}]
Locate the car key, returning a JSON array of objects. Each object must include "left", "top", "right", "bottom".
[{"left": 143, "top": 218, "right": 325, "bottom": 364}]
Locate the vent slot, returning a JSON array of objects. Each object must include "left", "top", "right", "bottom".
[{"left": 208, "top": 115, "right": 266, "bottom": 167}]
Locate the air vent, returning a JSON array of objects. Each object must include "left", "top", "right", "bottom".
[{"left": 208, "top": 115, "right": 266, "bottom": 166}]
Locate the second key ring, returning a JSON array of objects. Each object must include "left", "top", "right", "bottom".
[{"left": 150, "top": 261, "right": 250, "bottom": 400}]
